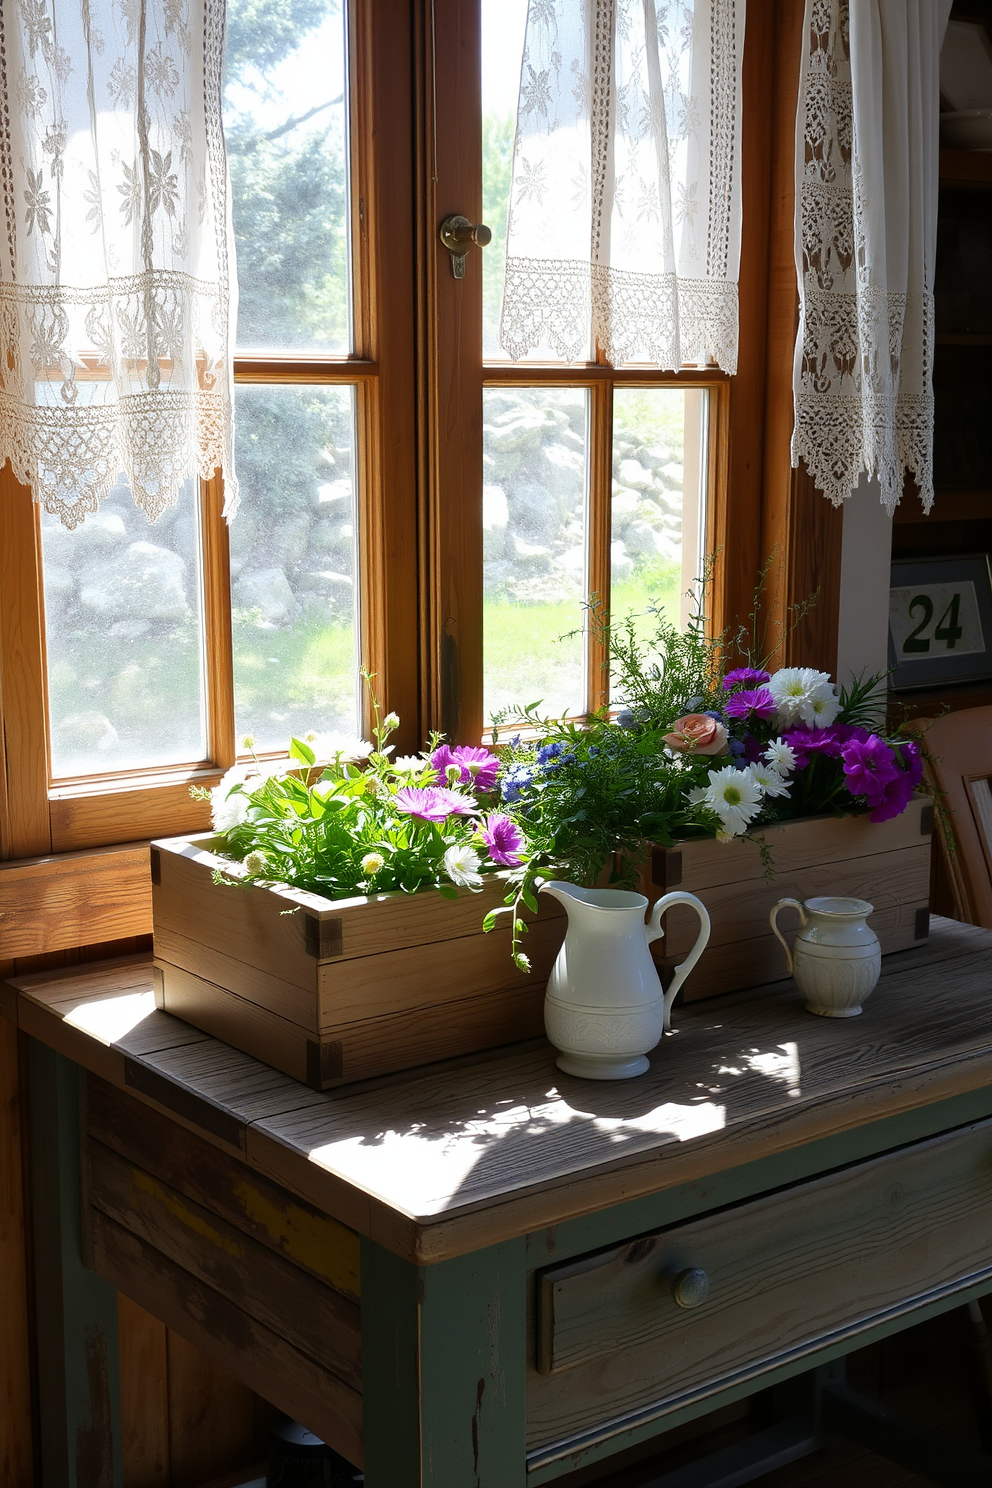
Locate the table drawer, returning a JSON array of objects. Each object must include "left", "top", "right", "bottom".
[{"left": 528, "top": 1119, "right": 992, "bottom": 1455}]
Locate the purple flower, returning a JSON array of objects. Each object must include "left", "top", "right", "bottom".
[
  {"left": 394, "top": 786, "right": 477, "bottom": 822},
  {"left": 431, "top": 744, "right": 500, "bottom": 792},
  {"left": 723, "top": 667, "right": 771, "bottom": 690},
  {"left": 898, "top": 739, "right": 924, "bottom": 790},
  {"left": 741, "top": 734, "right": 763, "bottom": 764},
  {"left": 841, "top": 735, "right": 900, "bottom": 804},
  {"left": 869, "top": 770, "right": 915, "bottom": 822},
  {"left": 782, "top": 724, "right": 848, "bottom": 765},
  {"left": 480, "top": 813, "right": 525, "bottom": 866},
  {"left": 723, "top": 687, "right": 776, "bottom": 722}
]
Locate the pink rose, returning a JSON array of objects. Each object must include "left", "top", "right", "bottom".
[{"left": 663, "top": 713, "right": 729, "bottom": 757}]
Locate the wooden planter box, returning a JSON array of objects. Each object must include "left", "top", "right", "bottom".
[
  {"left": 641, "top": 795, "right": 933, "bottom": 1002},
  {"left": 151, "top": 834, "right": 565, "bottom": 1090}
]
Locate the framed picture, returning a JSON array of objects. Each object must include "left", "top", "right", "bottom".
[{"left": 888, "top": 554, "right": 992, "bottom": 691}]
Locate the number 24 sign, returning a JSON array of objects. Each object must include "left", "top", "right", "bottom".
[{"left": 889, "top": 557, "right": 992, "bottom": 691}]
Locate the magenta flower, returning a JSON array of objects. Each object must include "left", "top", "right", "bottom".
[
  {"left": 431, "top": 744, "right": 500, "bottom": 792},
  {"left": 394, "top": 786, "right": 477, "bottom": 822},
  {"left": 898, "top": 739, "right": 924, "bottom": 790},
  {"left": 869, "top": 770, "right": 915, "bottom": 822},
  {"left": 479, "top": 813, "right": 525, "bottom": 866},
  {"left": 723, "top": 687, "right": 776, "bottom": 721},
  {"left": 723, "top": 667, "right": 771, "bottom": 690},
  {"left": 841, "top": 735, "right": 900, "bottom": 804}
]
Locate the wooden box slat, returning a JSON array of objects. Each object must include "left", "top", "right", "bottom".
[
  {"left": 157, "top": 963, "right": 548, "bottom": 1088},
  {"left": 152, "top": 833, "right": 564, "bottom": 1088},
  {"left": 642, "top": 797, "right": 932, "bottom": 1002}
]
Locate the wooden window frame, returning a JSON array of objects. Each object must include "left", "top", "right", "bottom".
[
  {"left": 0, "top": 0, "right": 420, "bottom": 861},
  {"left": 0, "top": 0, "right": 843, "bottom": 891}
]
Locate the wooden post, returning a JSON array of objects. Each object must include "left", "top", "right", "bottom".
[
  {"left": 361, "top": 1235, "right": 527, "bottom": 1488},
  {"left": 27, "top": 1043, "right": 122, "bottom": 1488}
]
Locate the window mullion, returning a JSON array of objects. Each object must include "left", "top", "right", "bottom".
[
  {"left": 586, "top": 378, "right": 614, "bottom": 714},
  {"left": 200, "top": 473, "right": 236, "bottom": 770}
]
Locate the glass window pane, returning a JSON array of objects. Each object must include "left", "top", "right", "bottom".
[
  {"left": 483, "top": 387, "right": 588, "bottom": 725},
  {"left": 610, "top": 387, "right": 709, "bottom": 659},
  {"left": 232, "top": 385, "right": 360, "bottom": 751},
  {"left": 224, "top": 0, "right": 350, "bottom": 353},
  {"left": 42, "top": 481, "right": 206, "bottom": 777}
]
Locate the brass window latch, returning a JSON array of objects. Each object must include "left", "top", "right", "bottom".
[{"left": 439, "top": 214, "right": 491, "bottom": 278}]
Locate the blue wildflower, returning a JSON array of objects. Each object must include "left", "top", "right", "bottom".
[
  {"left": 500, "top": 761, "right": 537, "bottom": 803},
  {"left": 587, "top": 747, "right": 599, "bottom": 758},
  {"left": 727, "top": 737, "right": 746, "bottom": 759},
  {"left": 537, "top": 742, "right": 565, "bottom": 765},
  {"left": 616, "top": 710, "right": 636, "bottom": 729}
]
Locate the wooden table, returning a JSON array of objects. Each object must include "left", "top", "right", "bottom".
[{"left": 7, "top": 917, "right": 992, "bottom": 1487}]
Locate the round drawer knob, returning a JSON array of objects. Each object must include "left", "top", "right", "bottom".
[{"left": 669, "top": 1267, "right": 709, "bottom": 1309}]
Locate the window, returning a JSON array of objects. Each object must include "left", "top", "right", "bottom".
[{"left": 0, "top": 0, "right": 792, "bottom": 869}]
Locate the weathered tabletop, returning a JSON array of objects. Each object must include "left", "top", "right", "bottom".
[{"left": 4, "top": 917, "right": 992, "bottom": 1262}]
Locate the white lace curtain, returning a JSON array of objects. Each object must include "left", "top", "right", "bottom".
[
  {"left": 792, "top": 0, "right": 952, "bottom": 512},
  {"left": 0, "top": 0, "right": 236, "bottom": 530},
  {"left": 500, "top": 0, "right": 745, "bottom": 372}
]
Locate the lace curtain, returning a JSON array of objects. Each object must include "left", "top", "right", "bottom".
[
  {"left": 0, "top": 0, "right": 236, "bottom": 529},
  {"left": 792, "top": 0, "right": 951, "bottom": 512},
  {"left": 500, "top": 0, "right": 745, "bottom": 372}
]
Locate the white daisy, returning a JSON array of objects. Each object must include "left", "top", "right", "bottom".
[
  {"left": 309, "top": 732, "right": 374, "bottom": 765},
  {"left": 763, "top": 738, "right": 798, "bottom": 775},
  {"left": 443, "top": 843, "right": 483, "bottom": 888},
  {"left": 746, "top": 762, "right": 791, "bottom": 799},
  {"left": 702, "top": 765, "right": 763, "bottom": 837},
  {"left": 243, "top": 850, "right": 269, "bottom": 875},
  {"left": 393, "top": 754, "right": 428, "bottom": 774},
  {"left": 808, "top": 690, "right": 841, "bottom": 727},
  {"left": 361, "top": 851, "right": 385, "bottom": 875},
  {"left": 767, "top": 667, "right": 837, "bottom": 728},
  {"left": 686, "top": 784, "right": 709, "bottom": 807},
  {"left": 382, "top": 712, "right": 400, "bottom": 732},
  {"left": 210, "top": 762, "right": 255, "bottom": 832}
]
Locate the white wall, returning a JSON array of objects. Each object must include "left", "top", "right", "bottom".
[{"left": 835, "top": 477, "right": 894, "bottom": 688}]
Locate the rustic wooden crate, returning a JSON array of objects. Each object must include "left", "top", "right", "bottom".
[
  {"left": 151, "top": 834, "right": 565, "bottom": 1089},
  {"left": 641, "top": 794, "right": 933, "bottom": 1001}
]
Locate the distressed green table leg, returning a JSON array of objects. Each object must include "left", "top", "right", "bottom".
[
  {"left": 361, "top": 1236, "right": 527, "bottom": 1488},
  {"left": 28, "top": 1042, "right": 123, "bottom": 1488}
]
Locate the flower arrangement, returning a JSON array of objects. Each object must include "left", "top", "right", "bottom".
[
  {"left": 486, "top": 598, "right": 924, "bottom": 961},
  {"left": 197, "top": 593, "right": 925, "bottom": 977},
  {"left": 195, "top": 701, "right": 525, "bottom": 903}
]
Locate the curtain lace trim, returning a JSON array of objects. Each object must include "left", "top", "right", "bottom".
[
  {"left": 499, "top": 0, "right": 744, "bottom": 372},
  {"left": 792, "top": 0, "right": 937, "bottom": 512},
  {"left": 0, "top": 0, "right": 236, "bottom": 529}
]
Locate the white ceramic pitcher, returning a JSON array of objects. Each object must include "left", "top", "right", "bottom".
[
  {"left": 539, "top": 882, "right": 711, "bottom": 1080},
  {"left": 770, "top": 896, "right": 881, "bottom": 1018}
]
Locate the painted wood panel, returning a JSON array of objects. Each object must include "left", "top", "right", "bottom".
[{"left": 528, "top": 1119, "right": 992, "bottom": 1449}]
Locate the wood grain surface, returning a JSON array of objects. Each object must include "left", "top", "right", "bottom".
[
  {"left": 155, "top": 912, "right": 563, "bottom": 1030},
  {"left": 7, "top": 918, "right": 992, "bottom": 1263},
  {"left": 528, "top": 1119, "right": 992, "bottom": 1447},
  {"left": 153, "top": 834, "right": 561, "bottom": 975},
  {"left": 0, "top": 843, "right": 152, "bottom": 957},
  {"left": 87, "top": 1077, "right": 360, "bottom": 1298},
  {"left": 91, "top": 1211, "right": 363, "bottom": 1466},
  {"left": 158, "top": 958, "right": 549, "bottom": 1088}
]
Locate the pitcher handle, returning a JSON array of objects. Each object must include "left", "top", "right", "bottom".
[
  {"left": 770, "top": 898, "right": 808, "bottom": 977},
  {"left": 649, "top": 892, "right": 711, "bottom": 1033}
]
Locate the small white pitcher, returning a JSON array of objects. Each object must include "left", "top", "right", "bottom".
[
  {"left": 540, "top": 882, "right": 711, "bottom": 1080},
  {"left": 770, "top": 896, "right": 881, "bottom": 1018}
]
